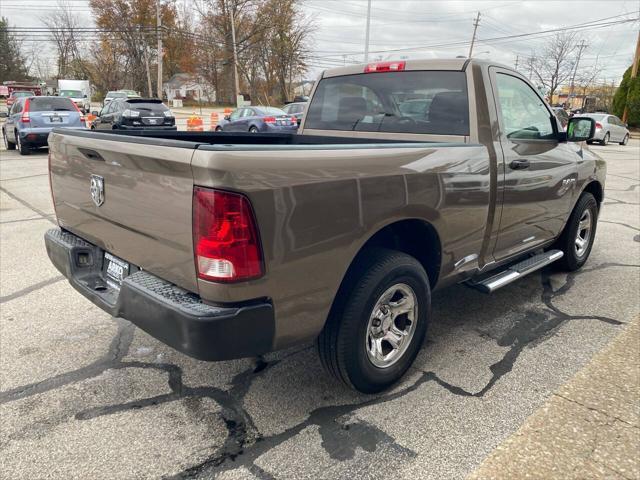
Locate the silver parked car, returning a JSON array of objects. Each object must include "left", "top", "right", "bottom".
[{"left": 577, "top": 113, "right": 629, "bottom": 146}]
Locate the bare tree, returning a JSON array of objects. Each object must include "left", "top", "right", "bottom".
[
  {"left": 41, "top": 1, "right": 87, "bottom": 78},
  {"left": 575, "top": 60, "right": 602, "bottom": 109},
  {"left": 530, "top": 32, "right": 577, "bottom": 105}
]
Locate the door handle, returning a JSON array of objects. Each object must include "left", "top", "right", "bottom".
[
  {"left": 78, "top": 148, "right": 104, "bottom": 161},
  {"left": 509, "top": 159, "right": 530, "bottom": 170}
]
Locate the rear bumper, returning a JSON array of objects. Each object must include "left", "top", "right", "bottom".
[
  {"left": 264, "top": 124, "right": 298, "bottom": 132},
  {"left": 44, "top": 228, "right": 275, "bottom": 361},
  {"left": 20, "top": 127, "right": 87, "bottom": 146}
]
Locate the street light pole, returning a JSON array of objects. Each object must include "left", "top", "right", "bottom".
[
  {"left": 364, "top": 0, "right": 372, "bottom": 62},
  {"left": 229, "top": 2, "right": 241, "bottom": 107},
  {"left": 156, "top": 0, "right": 163, "bottom": 99}
]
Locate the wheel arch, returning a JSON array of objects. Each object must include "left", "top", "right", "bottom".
[
  {"left": 581, "top": 180, "right": 604, "bottom": 208},
  {"left": 327, "top": 219, "right": 442, "bottom": 324}
]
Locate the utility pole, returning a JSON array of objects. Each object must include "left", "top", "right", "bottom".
[
  {"left": 364, "top": 0, "right": 372, "bottom": 62},
  {"left": 567, "top": 39, "right": 587, "bottom": 109},
  {"left": 514, "top": 55, "right": 519, "bottom": 69},
  {"left": 622, "top": 30, "right": 640, "bottom": 124},
  {"left": 468, "top": 12, "right": 481, "bottom": 58},
  {"left": 156, "top": 0, "right": 162, "bottom": 99},
  {"left": 229, "top": 2, "right": 240, "bottom": 107},
  {"left": 528, "top": 54, "right": 536, "bottom": 80}
]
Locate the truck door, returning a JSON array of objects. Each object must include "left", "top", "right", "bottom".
[{"left": 489, "top": 68, "right": 578, "bottom": 260}]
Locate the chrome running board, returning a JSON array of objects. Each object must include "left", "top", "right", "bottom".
[{"left": 469, "top": 250, "right": 564, "bottom": 293}]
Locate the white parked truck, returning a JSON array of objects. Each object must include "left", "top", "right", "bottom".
[{"left": 57, "top": 79, "right": 91, "bottom": 114}]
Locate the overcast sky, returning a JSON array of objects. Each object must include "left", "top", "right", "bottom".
[{"left": 2, "top": 0, "right": 638, "bottom": 85}]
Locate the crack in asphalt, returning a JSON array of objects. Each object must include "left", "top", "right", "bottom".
[
  {"left": 0, "top": 276, "right": 64, "bottom": 303},
  {"left": 0, "top": 259, "right": 634, "bottom": 479},
  {"left": 1, "top": 170, "right": 638, "bottom": 480},
  {"left": 0, "top": 185, "right": 57, "bottom": 226}
]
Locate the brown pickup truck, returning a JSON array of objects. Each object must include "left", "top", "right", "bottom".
[{"left": 45, "top": 59, "right": 605, "bottom": 393}]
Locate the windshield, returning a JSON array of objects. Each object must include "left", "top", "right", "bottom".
[
  {"left": 305, "top": 71, "right": 469, "bottom": 135},
  {"left": 29, "top": 97, "right": 76, "bottom": 112},
  {"left": 257, "top": 107, "right": 287, "bottom": 116},
  {"left": 126, "top": 102, "right": 169, "bottom": 114},
  {"left": 107, "top": 92, "right": 126, "bottom": 98},
  {"left": 60, "top": 90, "right": 83, "bottom": 97},
  {"left": 581, "top": 114, "right": 606, "bottom": 121}
]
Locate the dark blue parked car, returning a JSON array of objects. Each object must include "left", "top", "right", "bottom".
[
  {"left": 215, "top": 106, "right": 298, "bottom": 133},
  {"left": 2, "top": 96, "right": 86, "bottom": 155}
]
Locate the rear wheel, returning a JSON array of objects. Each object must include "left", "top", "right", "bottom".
[
  {"left": 249, "top": 126, "right": 259, "bottom": 133},
  {"left": 16, "top": 132, "right": 30, "bottom": 156},
  {"left": 317, "top": 248, "right": 430, "bottom": 393},
  {"left": 215, "top": 126, "right": 222, "bottom": 132},
  {"left": 620, "top": 134, "right": 629, "bottom": 146},
  {"left": 600, "top": 132, "right": 609, "bottom": 146},
  {"left": 3, "top": 129, "right": 16, "bottom": 150},
  {"left": 555, "top": 192, "right": 598, "bottom": 271}
]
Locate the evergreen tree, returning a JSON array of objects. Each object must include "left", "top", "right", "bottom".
[
  {"left": 0, "top": 17, "right": 30, "bottom": 82},
  {"left": 613, "top": 66, "right": 640, "bottom": 127}
]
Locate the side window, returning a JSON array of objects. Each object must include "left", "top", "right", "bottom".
[
  {"left": 11, "top": 100, "right": 22, "bottom": 115},
  {"left": 495, "top": 73, "right": 555, "bottom": 140},
  {"left": 243, "top": 109, "right": 254, "bottom": 117},
  {"left": 610, "top": 116, "right": 621, "bottom": 126},
  {"left": 230, "top": 109, "right": 242, "bottom": 121}
]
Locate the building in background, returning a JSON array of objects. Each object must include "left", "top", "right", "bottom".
[{"left": 163, "top": 73, "right": 215, "bottom": 104}]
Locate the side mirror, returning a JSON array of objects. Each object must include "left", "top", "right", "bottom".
[
  {"left": 0, "top": 111, "right": 8, "bottom": 118},
  {"left": 567, "top": 117, "right": 595, "bottom": 142},
  {"left": 224, "top": 115, "right": 231, "bottom": 121},
  {"left": 92, "top": 111, "right": 99, "bottom": 116}
]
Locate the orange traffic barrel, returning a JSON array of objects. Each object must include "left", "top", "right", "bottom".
[
  {"left": 223, "top": 107, "right": 232, "bottom": 115},
  {"left": 85, "top": 113, "right": 96, "bottom": 127},
  {"left": 187, "top": 115, "right": 204, "bottom": 132},
  {"left": 210, "top": 112, "right": 219, "bottom": 129}
]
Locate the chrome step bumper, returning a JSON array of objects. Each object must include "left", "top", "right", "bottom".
[{"left": 470, "top": 250, "right": 564, "bottom": 293}]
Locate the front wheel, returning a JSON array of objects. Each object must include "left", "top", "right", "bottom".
[
  {"left": 555, "top": 192, "right": 598, "bottom": 271},
  {"left": 620, "top": 134, "right": 629, "bottom": 146},
  {"left": 600, "top": 132, "right": 609, "bottom": 146},
  {"left": 317, "top": 248, "right": 430, "bottom": 393}
]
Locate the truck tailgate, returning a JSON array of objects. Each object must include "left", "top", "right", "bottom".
[{"left": 48, "top": 131, "right": 198, "bottom": 292}]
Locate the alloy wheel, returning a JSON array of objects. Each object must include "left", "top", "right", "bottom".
[
  {"left": 575, "top": 209, "right": 592, "bottom": 258},
  {"left": 365, "top": 283, "right": 418, "bottom": 368}
]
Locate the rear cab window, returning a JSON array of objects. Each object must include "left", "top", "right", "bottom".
[
  {"left": 29, "top": 97, "right": 76, "bottom": 112},
  {"left": 304, "top": 70, "right": 470, "bottom": 136}
]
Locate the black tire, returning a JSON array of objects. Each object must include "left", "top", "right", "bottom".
[
  {"left": 317, "top": 248, "right": 431, "bottom": 393},
  {"left": 249, "top": 126, "right": 259, "bottom": 133},
  {"left": 3, "top": 129, "right": 16, "bottom": 150},
  {"left": 600, "top": 132, "right": 609, "bottom": 146},
  {"left": 620, "top": 134, "right": 629, "bottom": 146},
  {"left": 215, "top": 126, "right": 223, "bottom": 132},
  {"left": 555, "top": 192, "right": 598, "bottom": 271},
  {"left": 16, "top": 132, "right": 30, "bottom": 156}
]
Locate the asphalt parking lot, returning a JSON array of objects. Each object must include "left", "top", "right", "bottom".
[{"left": 1, "top": 139, "right": 639, "bottom": 479}]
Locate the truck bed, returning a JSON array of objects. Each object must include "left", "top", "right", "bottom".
[{"left": 48, "top": 128, "right": 485, "bottom": 301}]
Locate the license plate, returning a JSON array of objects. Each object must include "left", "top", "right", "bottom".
[
  {"left": 104, "top": 252, "right": 129, "bottom": 288},
  {"left": 148, "top": 118, "right": 158, "bottom": 124},
  {"left": 50, "top": 116, "right": 62, "bottom": 122}
]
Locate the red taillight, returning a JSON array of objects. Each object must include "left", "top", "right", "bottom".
[
  {"left": 193, "top": 187, "right": 263, "bottom": 282},
  {"left": 595, "top": 122, "right": 602, "bottom": 130},
  {"left": 20, "top": 99, "right": 30, "bottom": 123},
  {"left": 70, "top": 99, "right": 85, "bottom": 122},
  {"left": 364, "top": 61, "right": 405, "bottom": 73},
  {"left": 264, "top": 116, "right": 276, "bottom": 124},
  {"left": 290, "top": 116, "right": 297, "bottom": 124}
]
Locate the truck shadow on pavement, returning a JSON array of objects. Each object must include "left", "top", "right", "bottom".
[{"left": 1, "top": 255, "right": 636, "bottom": 479}]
